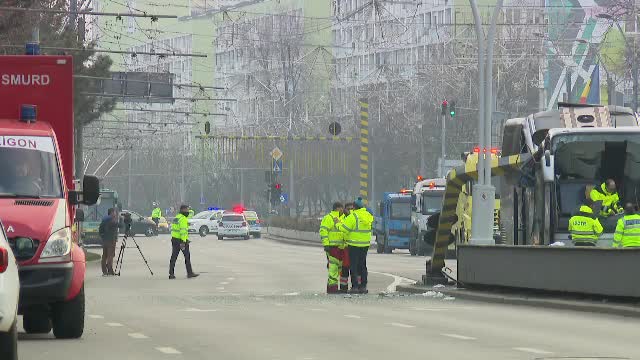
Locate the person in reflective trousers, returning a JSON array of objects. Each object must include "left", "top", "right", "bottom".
[
  {"left": 613, "top": 203, "right": 640, "bottom": 248},
  {"left": 340, "top": 197, "right": 373, "bottom": 294},
  {"left": 320, "top": 202, "right": 344, "bottom": 294},
  {"left": 169, "top": 204, "right": 199, "bottom": 279},
  {"left": 339, "top": 202, "right": 355, "bottom": 293},
  {"left": 568, "top": 198, "right": 603, "bottom": 246}
]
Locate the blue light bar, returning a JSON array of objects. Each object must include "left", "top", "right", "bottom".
[
  {"left": 25, "top": 42, "right": 40, "bottom": 55},
  {"left": 20, "top": 104, "right": 37, "bottom": 123}
]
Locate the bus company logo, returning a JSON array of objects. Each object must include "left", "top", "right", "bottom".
[{"left": 1, "top": 73, "right": 51, "bottom": 86}]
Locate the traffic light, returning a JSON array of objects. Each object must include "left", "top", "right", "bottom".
[
  {"left": 204, "top": 121, "right": 211, "bottom": 135},
  {"left": 449, "top": 101, "right": 456, "bottom": 117},
  {"left": 441, "top": 100, "right": 448, "bottom": 116},
  {"left": 270, "top": 183, "right": 283, "bottom": 206}
]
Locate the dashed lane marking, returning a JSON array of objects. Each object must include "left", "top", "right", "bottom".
[
  {"left": 128, "top": 333, "right": 149, "bottom": 339},
  {"left": 441, "top": 333, "right": 477, "bottom": 340},
  {"left": 512, "top": 347, "right": 553, "bottom": 355},
  {"left": 344, "top": 314, "right": 362, "bottom": 319},
  {"left": 106, "top": 322, "right": 123, "bottom": 327},
  {"left": 389, "top": 322, "right": 415, "bottom": 328},
  {"left": 227, "top": 277, "right": 235, "bottom": 280},
  {"left": 89, "top": 315, "right": 104, "bottom": 319},
  {"left": 283, "top": 292, "right": 300, "bottom": 296},
  {"left": 180, "top": 308, "right": 218, "bottom": 312},
  {"left": 156, "top": 347, "right": 182, "bottom": 354},
  {"left": 308, "top": 308, "right": 328, "bottom": 312}
]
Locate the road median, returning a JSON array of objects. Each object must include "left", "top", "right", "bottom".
[
  {"left": 266, "top": 227, "right": 377, "bottom": 248},
  {"left": 397, "top": 283, "right": 640, "bottom": 317}
]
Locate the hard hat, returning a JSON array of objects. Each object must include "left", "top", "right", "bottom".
[{"left": 153, "top": 202, "right": 158, "bottom": 206}]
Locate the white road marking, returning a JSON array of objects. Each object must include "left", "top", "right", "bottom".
[
  {"left": 128, "top": 333, "right": 149, "bottom": 339},
  {"left": 441, "top": 333, "right": 476, "bottom": 340},
  {"left": 390, "top": 322, "right": 415, "bottom": 328},
  {"left": 283, "top": 292, "right": 300, "bottom": 296},
  {"left": 512, "top": 347, "right": 553, "bottom": 355},
  {"left": 369, "top": 271, "right": 416, "bottom": 292},
  {"left": 156, "top": 347, "right": 182, "bottom": 354},
  {"left": 180, "top": 308, "right": 218, "bottom": 312},
  {"left": 410, "top": 307, "right": 447, "bottom": 311},
  {"left": 344, "top": 314, "right": 362, "bottom": 319},
  {"left": 227, "top": 277, "right": 235, "bottom": 280},
  {"left": 275, "top": 303, "right": 286, "bottom": 306},
  {"left": 89, "top": 314, "right": 104, "bottom": 319},
  {"left": 216, "top": 287, "right": 225, "bottom": 290},
  {"left": 220, "top": 281, "right": 229, "bottom": 285},
  {"left": 308, "top": 308, "right": 327, "bottom": 312},
  {"left": 106, "top": 322, "right": 123, "bottom": 327}
]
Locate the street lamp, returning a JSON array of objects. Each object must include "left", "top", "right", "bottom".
[{"left": 596, "top": 13, "right": 638, "bottom": 112}]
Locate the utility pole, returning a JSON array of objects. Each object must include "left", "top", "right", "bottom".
[
  {"left": 469, "top": 0, "right": 503, "bottom": 246},
  {"left": 200, "top": 137, "right": 204, "bottom": 207},
  {"left": 127, "top": 150, "right": 132, "bottom": 208},
  {"left": 441, "top": 112, "right": 446, "bottom": 177},
  {"left": 180, "top": 133, "right": 185, "bottom": 204}
]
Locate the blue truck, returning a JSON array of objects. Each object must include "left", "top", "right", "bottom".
[{"left": 374, "top": 191, "right": 413, "bottom": 254}]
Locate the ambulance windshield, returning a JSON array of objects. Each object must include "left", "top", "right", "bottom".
[{"left": 0, "top": 136, "right": 62, "bottom": 198}]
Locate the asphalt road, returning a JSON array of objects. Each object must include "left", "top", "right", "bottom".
[{"left": 17, "top": 234, "right": 640, "bottom": 360}]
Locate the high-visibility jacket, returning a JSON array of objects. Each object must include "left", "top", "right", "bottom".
[
  {"left": 590, "top": 183, "right": 621, "bottom": 216},
  {"left": 171, "top": 214, "right": 189, "bottom": 242},
  {"left": 188, "top": 209, "right": 194, "bottom": 218},
  {"left": 338, "top": 214, "right": 347, "bottom": 249},
  {"left": 152, "top": 207, "right": 162, "bottom": 219},
  {"left": 568, "top": 205, "right": 603, "bottom": 243},
  {"left": 320, "top": 210, "right": 343, "bottom": 247},
  {"left": 340, "top": 207, "right": 373, "bottom": 247},
  {"left": 613, "top": 214, "right": 640, "bottom": 248}
]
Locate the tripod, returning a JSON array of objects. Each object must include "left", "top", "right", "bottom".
[{"left": 114, "top": 226, "right": 154, "bottom": 276}]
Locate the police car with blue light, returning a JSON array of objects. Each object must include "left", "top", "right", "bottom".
[{"left": 188, "top": 208, "right": 225, "bottom": 237}]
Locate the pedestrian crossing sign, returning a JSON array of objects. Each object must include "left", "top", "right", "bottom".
[{"left": 273, "top": 159, "right": 283, "bottom": 174}]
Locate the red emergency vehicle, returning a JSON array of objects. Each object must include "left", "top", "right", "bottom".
[{"left": 0, "top": 49, "right": 99, "bottom": 339}]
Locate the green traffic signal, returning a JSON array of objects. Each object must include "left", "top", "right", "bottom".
[{"left": 449, "top": 101, "right": 456, "bottom": 117}]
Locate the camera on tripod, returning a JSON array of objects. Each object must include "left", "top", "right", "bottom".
[{"left": 121, "top": 212, "right": 133, "bottom": 235}]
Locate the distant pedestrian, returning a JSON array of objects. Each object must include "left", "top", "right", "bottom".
[
  {"left": 613, "top": 203, "right": 640, "bottom": 248},
  {"left": 340, "top": 197, "right": 373, "bottom": 293},
  {"left": 169, "top": 204, "right": 199, "bottom": 279},
  {"left": 99, "top": 208, "right": 119, "bottom": 276},
  {"left": 151, "top": 202, "right": 162, "bottom": 226}
]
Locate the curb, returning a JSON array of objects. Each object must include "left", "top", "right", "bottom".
[{"left": 396, "top": 284, "right": 640, "bottom": 318}]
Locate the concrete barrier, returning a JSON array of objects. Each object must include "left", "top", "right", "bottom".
[{"left": 267, "top": 227, "right": 321, "bottom": 244}]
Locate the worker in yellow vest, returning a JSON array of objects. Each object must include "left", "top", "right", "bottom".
[
  {"left": 339, "top": 202, "right": 354, "bottom": 293},
  {"left": 320, "top": 202, "right": 344, "bottom": 294},
  {"left": 613, "top": 203, "right": 640, "bottom": 248},
  {"left": 568, "top": 198, "right": 603, "bottom": 246},
  {"left": 340, "top": 198, "right": 373, "bottom": 294}
]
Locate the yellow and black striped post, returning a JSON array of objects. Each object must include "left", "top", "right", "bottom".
[{"left": 359, "top": 99, "right": 369, "bottom": 204}]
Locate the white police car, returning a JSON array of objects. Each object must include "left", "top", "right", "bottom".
[
  {"left": 217, "top": 213, "right": 250, "bottom": 240},
  {"left": 188, "top": 210, "right": 224, "bottom": 237},
  {"left": 0, "top": 221, "right": 19, "bottom": 360}
]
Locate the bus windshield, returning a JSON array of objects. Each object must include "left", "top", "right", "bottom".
[
  {"left": 421, "top": 192, "right": 443, "bottom": 215},
  {"left": 390, "top": 199, "right": 411, "bottom": 219}
]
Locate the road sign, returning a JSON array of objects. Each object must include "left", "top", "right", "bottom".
[
  {"left": 270, "top": 146, "right": 283, "bottom": 160},
  {"left": 280, "top": 193, "right": 288, "bottom": 204},
  {"left": 272, "top": 159, "right": 283, "bottom": 174}
]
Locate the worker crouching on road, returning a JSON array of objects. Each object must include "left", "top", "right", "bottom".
[
  {"left": 169, "top": 205, "right": 199, "bottom": 279},
  {"left": 613, "top": 203, "right": 640, "bottom": 248},
  {"left": 340, "top": 197, "right": 373, "bottom": 294},
  {"left": 568, "top": 198, "right": 603, "bottom": 247},
  {"left": 590, "top": 179, "right": 623, "bottom": 217},
  {"left": 320, "top": 202, "right": 344, "bottom": 294}
]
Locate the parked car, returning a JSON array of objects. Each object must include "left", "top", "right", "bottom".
[
  {"left": 189, "top": 210, "right": 224, "bottom": 237},
  {"left": 120, "top": 210, "right": 157, "bottom": 237},
  {"left": 217, "top": 213, "right": 250, "bottom": 240},
  {"left": 146, "top": 216, "right": 170, "bottom": 234},
  {"left": 0, "top": 221, "right": 19, "bottom": 360},
  {"left": 243, "top": 210, "right": 262, "bottom": 238}
]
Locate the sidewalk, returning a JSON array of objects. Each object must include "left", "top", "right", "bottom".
[{"left": 397, "top": 283, "right": 640, "bottom": 317}]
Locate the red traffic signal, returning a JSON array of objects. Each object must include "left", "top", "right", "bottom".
[
  {"left": 441, "top": 100, "right": 448, "bottom": 115},
  {"left": 275, "top": 183, "right": 282, "bottom": 190}
]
